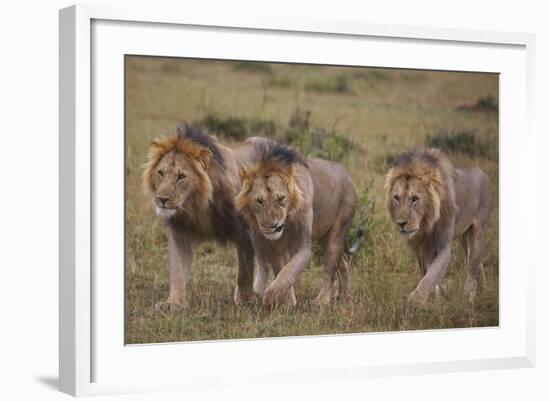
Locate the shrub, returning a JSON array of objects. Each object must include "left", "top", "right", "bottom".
[
  {"left": 305, "top": 74, "right": 352, "bottom": 94},
  {"left": 198, "top": 109, "right": 361, "bottom": 163},
  {"left": 426, "top": 129, "right": 496, "bottom": 159},
  {"left": 352, "top": 69, "right": 389, "bottom": 81},
  {"left": 233, "top": 62, "right": 273, "bottom": 75},
  {"left": 373, "top": 153, "right": 397, "bottom": 174},
  {"left": 347, "top": 183, "right": 376, "bottom": 258},
  {"left": 268, "top": 77, "right": 292, "bottom": 89},
  {"left": 198, "top": 114, "right": 276, "bottom": 141},
  {"left": 283, "top": 127, "right": 360, "bottom": 162},
  {"left": 456, "top": 95, "right": 498, "bottom": 113}
]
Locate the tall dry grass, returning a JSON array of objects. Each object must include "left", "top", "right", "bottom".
[{"left": 125, "top": 56, "right": 499, "bottom": 344}]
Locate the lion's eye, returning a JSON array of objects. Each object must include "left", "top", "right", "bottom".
[
  {"left": 276, "top": 195, "right": 286, "bottom": 203},
  {"left": 256, "top": 198, "right": 264, "bottom": 206},
  {"left": 393, "top": 195, "right": 400, "bottom": 202},
  {"left": 411, "top": 195, "right": 419, "bottom": 204},
  {"left": 176, "top": 173, "right": 186, "bottom": 182},
  {"left": 158, "top": 170, "right": 164, "bottom": 177}
]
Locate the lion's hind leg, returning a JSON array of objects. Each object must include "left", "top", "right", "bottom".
[
  {"left": 463, "top": 222, "right": 486, "bottom": 303},
  {"left": 315, "top": 231, "right": 343, "bottom": 305},
  {"left": 316, "top": 220, "right": 353, "bottom": 306},
  {"left": 336, "top": 253, "right": 351, "bottom": 303}
]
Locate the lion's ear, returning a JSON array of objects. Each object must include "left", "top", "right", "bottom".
[
  {"left": 198, "top": 148, "right": 213, "bottom": 170},
  {"left": 150, "top": 140, "right": 162, "bottom": 150}
]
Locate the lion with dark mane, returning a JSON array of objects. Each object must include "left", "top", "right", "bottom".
[
  {"left": 385, "top": 148, "right": 493, "bottom": 306},
  {"left": 143, "top": 123, "right": 256, "bottom": 310},
  {"left": 236, "top": 138, "right": 357, "bottom": 306}
]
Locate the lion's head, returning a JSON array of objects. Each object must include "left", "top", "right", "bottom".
[
  {"left": 235, "top": 143, "right": 307, "bottom": 241},
  {"left": 143, "top": 124, "right": 224, "bottom": 220},
  {"left": 385, "top": 148, "right": 455, "bottom": 240}
]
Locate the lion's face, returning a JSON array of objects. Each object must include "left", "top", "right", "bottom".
[
  {"left": 152, "top": 151, "right": 204, "bottom": 219},
  {"left": 238, "top": 174, "right": 291, "bottom": 241},
  {"left": 388, "top": 176, "right": 432, "bottom": 240}
]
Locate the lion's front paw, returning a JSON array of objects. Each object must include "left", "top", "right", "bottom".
[
  {"left": 234, "top": 287, "right": 258, "bottom": 306},
  {"left": 262, "top": 284, "right": 296, "bottom": 308},
  {"left": 154, "top": 298, "right": 188, "bottom": 314},
  {"left": 407, "top": 288, "right": 431, "bottom": 309}
]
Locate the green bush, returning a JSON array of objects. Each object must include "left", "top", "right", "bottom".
[
  {"left": 198, "top": 109, "right": 361, "bottom": 163},
  {"left": 198, "top": 114, "right": 276, "bottom": 141},
  {"left": 305, "top": 74, "right": 352, "bottom": 94},
  {"left": 352, "top": 69, "right": 389, "bottom": 81},
  {"left": 283, "top": 126, "right": 360, "bottom": 162},
  {"left": 347, "top": 182, "right": 376, "bottom": 258},
  {"left": 426, "top": 129, "right": 496, "bottom": 159},
  {"left": 233, "top": 62, "right": 273, "bottom": 75},
  {"left": 268, "top": 77, "right": 292, "bottom": 89},
  {"left": 457, "top": 95, "right": 498, "bottom": 113}
]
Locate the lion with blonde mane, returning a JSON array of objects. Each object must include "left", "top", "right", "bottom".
[
  {"left": 236, "top": 138, "right": 357, "bottom": 307},
  {"left": 385, "top": 148, "right": 493, "bottom": 306},
  {"left": 143, "top": 123, "right": 256, "bottom": 310}
]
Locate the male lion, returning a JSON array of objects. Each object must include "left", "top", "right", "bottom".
[
  {"left": 143, "top": 123, "right": 256, "bottom": 310},
  {"left": 385, "top": 148, "right": 493, "bottom": 306},
  {"left": 236, "top": 138, "right": 357, "bottom": 306}
]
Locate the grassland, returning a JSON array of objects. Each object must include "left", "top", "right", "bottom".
[{"left": 125, "top": 56, "right": 499, "bottom": 344}]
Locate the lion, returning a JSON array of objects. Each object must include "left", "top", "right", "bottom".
[
  {"left": 384, "top": 148, "right": 493, "bottom": 306},
  {"left": 235, "top": 138, "right": 357, "bottom": 307},
  {"left": 143, "top": 123, "right": 256, "bottom": 311}
]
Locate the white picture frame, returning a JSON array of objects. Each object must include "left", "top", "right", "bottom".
[{"left": 59, "top": 4, "right": 536, "bottom": 397}]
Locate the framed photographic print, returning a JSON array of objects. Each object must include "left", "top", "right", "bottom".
[{"left": 59, "top": 4, "right": 536, "bottom": 397}]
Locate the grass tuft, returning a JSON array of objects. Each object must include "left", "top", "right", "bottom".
[
  {"left": 233, "top": 62, "right": 273, "bottom": 75},
  {"left": 457, "top": 95, "right": 498, "bottom": 113},
  {"left": 305, "top": 74, "right": 353, "bottom": 94},
  {"left": 426, "top": 129, "right": 497, "bottom": 160}
]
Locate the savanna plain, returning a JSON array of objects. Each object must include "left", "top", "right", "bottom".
[{"left": 125, "top": 57, "right": 499, "bottom": 344}]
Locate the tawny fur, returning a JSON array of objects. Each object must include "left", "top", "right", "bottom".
[
  {"left": 143, "top": 124, "right": 257, "bottom": 310},
  {"left": 385, "top": 148, "right": 493, "bottom": 306},
  {"left": 236, "top": 138, "right": 357, "bottom": 307}
]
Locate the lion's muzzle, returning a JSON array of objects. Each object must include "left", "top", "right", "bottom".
[{"left": 261, "top": 222, "right": 285, "bottom": 241}]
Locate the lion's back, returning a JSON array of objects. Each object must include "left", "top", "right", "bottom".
[
  {"left": 454, "top": 167, "right": 493, "bottom": 234},
  {"left": 308, "top": 158, "right": 357, "bottom": 239}
]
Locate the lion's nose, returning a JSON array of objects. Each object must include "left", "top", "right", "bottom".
[
  {"left": 157, "top": 196, "right": 170, "bottom": 206},
  {"left": 397, "top": 221, "right": 407, "bottom": 229}
]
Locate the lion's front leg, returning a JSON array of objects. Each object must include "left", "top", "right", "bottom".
[
  {"left": 408, "top": 244, "right": 451, "bottom": 308},
  {"left": 155, "top": 229, "right": 192, "bottom": 313},
  {"left": 263, "top": 246, "right": 311, "bottom": 308},
  {"left": 233, "top": 232, "right": 257, "bottom": 305},
  {"left": 253, "top": 257, "right": 270, "bottom": 300}
]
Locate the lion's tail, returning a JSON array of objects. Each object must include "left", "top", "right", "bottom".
[
  {"left": 347, "top": 226, "right": 366, "bottom": 256},
  {"left": 345, "top": 199, "right": 374, "bottom": 256}
]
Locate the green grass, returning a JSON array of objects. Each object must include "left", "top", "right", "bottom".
[{"left": 125, "top": 56, "right": 499, "bottom": 344}]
